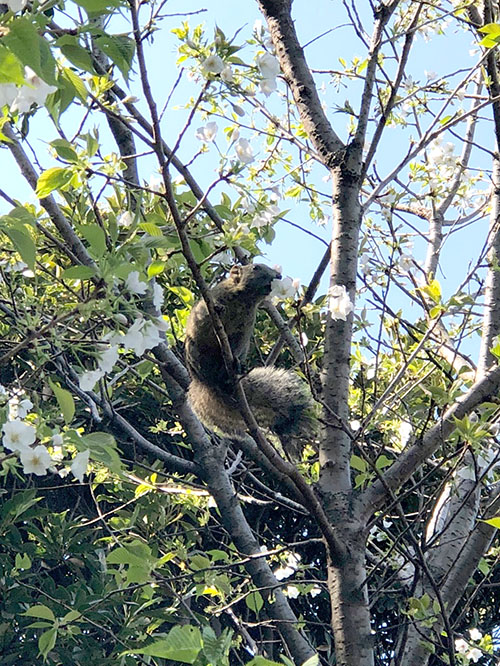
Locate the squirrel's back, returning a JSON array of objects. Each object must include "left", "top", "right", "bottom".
[{"left": 188, "top": 366, "right": 314, "bottom": 438}]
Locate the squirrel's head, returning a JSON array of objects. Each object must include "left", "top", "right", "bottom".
[{"left": 229, "top": 263, "right": 282, "bottom": 296}]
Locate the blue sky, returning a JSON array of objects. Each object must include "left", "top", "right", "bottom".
[{"left": 0, "top": 0, "right": 490, "bottom": 319}]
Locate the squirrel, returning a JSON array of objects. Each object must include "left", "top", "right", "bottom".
[{"left": 185, "top": 263, "right": 314, "bottom": 448}]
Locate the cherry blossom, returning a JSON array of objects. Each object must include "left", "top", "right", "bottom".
[
  {"left": 97, "top": 345, "right": 119, "bottom": 374},
  {"left": 220, "top": 66, "right": 234, "bottom": 83},
  {"left": 125, "top": 271, "right": 148, "bottom": 295},
  {"left": 152, "top": 283, "right": 164, "bottom": 310},
  {"left": 195, "top": 122, "right": 218, "bottom": 143},
  {"left": 270, "top": 276, "right": 299, "bottom": 300},
  {"left": 234, "top": 138, "right": 254, "bottom": 164},
  {"left": 201, "top": 54, "right": 225, "bottom": 75},
  {"left": 11, "top": 67, "right": 57, "bottom": 114},
  {"left": 117, "top": 211, "right": 133, "bottom": 226},
  {"left": 256, "top": 52, "right": 280, "bottom": 79},
  {"left": 328, "top": 285, "right": 354, "bottom": 321},
  {"left": 5, "top": 0, "right": 27, "bottom": 11},
  {"left": 2, "top": 420, "right": 36, "bottom": 452},
  {"left": 71, "top": 450, "right": 90, "bottom": 482},
  {"left": 0, "top": 84, "right": 17, "bottom": 108},
  {"left": 20, "top": 445, "right": 52, "bottom": 476},
  {"left": 79, "top": 369, "right": 104, "bottom": 391}
]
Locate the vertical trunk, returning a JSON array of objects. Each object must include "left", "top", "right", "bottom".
[{"left": 329, "top": 526, "right": 374, "bottom": 666}]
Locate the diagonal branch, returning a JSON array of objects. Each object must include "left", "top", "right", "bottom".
[{"left": 257, "top": 0, "right": 344, "bottom": 165}]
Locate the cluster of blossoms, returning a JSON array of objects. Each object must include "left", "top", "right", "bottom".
[
  {"left": 271, "top": 551, "right": 321, "bottom": 599},
  {"left": 256, "top": 52, "right": 281, "bottom": 97},
  {"left": 0, "top": 391, "right": 89, "bottom": 481},
  {"left": 201, "top": 54, "right": 234, "bottom": 83},
  {"left": 424, "top": 137, "right": 459, "bottom": 194},
  {"left": 455, "top": 629, "right": 483, "bottom": 663},
  {"left": 0, "top": 67, "right": 57, "bottom": 114}
]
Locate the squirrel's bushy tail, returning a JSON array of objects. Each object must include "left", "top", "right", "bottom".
[{"left": 188, "top": 366, "right": 314, "bottom": 439}]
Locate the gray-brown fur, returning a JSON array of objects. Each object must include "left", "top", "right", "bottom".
[{"left": 185, "top": 264, "right": 315, "bottom": 443}]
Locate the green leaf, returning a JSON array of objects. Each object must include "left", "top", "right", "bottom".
[
  {"left": 73, "top": 0, "right": 121, "bottom": 13},
  {"left": 15, "top": 553, "right": 31, "bottom": 569},
  {"left": 50, "top": 139, "right": 79, "bottom": 163},
  {"left": 79, "top": 224, "right": 106, "bottom": 257},
  {"left": 139, "top": 222, "right": 163, "bottom": 236},
  {"left": 147, "top": 261, "right": 165, "bottom": 278},
  {"left": 375, "top": 455, "right": 392, "bottom": 470},
  {"left": 61, "top": 265, "right": 97, "bottom": 280},
  {"left": 61, "top": 67, "right": 88, "bottom": 103},
  {"left": 81, "top": 432, "right": 123, "bottom": 474},
  {"left": 0, "top": 47, "right": 25, "bottom": 85},
  {"left": 38, "top": 627, "right": 57, "bottom": 660},
  {"left": 56, "top": 36, "right": 96, "bottom": 74},
  {"left": 136, "top": 625, "right": 202, "bottom": 662},
  {"left": 48, "top": 379, "right": 75, "bottom": 424},
  {"left": 62, "top": 610, "right": 81, "bottom": 623},
  {"left": 4, "top": 18, "right": 57, "bottom": 84},
  {"left": 3, "top": 227, "right": 36, "bottom": 269},
  {"left": 247, "top": 657, "right": 284, "bottom": 666},
  {"left": 350, "top": 454, "right": 367, "bottom": 472},
  {"left": 36, "top": 167, "right": 74, "bottom": 198},
  {"left": 24, "top": 605, "right": 56, "bottom": 622},
  {"left": 482, "top": 517, "right": 500, "bottom": 529},
  {"left": 94, "top": 34, "right": 136, "bottom": 81},
  {"left": 246, "top": 590, "right": 263, "bottom": 613}
]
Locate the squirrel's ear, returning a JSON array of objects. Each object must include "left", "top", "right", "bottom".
[{"left": 229, "top": 265, "right": 243, "bottom": 283}]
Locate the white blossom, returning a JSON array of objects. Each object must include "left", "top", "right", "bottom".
[
  {"left": 2, "top": 420, "right": 36, "bottom": 452},
  {"left": 125, "top": 271, "right": 148, "bottom": 295},
  {"left": 256, "top": 52, "right": 280, "bottom": 79},
  {"left": 0, "top": 385, "right": 7, "bottom": 398},
  {"left": 286, "top": 585, "right": 300, "bottom": 598},
  {"left": 97, "top": 345, "right": 119, "bottom": 374},
  {"left": 121, "top": 318, "right": 161, "bottom": 356},
  {"left": 454, "top": 639, "right": 469, "bottom": 655},
  {"left": 425, "top": 70, "right": 438, "bottom": 81},
  {"left": 148, "top": 174, "right": 164, "bottom": 193},
  {"left": 310, "top": 585, "right": 321, "bottom": 597},
  {"left": 234, "top": 138, "right": 254, "bottom": 164},
  {"left": 71, "top": 449, "right": 90, "bottom": 483},
  {"left": 328, "top": 285, "right": 354, "bottom": 321},
  {"left": 202, "top": 54, "right": 225, "bottom": 75},
  {"left": 11, "top": 67, "right": 57, "bottom": 113},
  {"left": 17, "top": 399, "right": 33, "bottom": 419},
  {"left": 0, "top": 83, "right": 17, "bottom": 108},
  {"left": 252, "top": 204, "right": 280, "bottom": 228},
  {"left": 52, "top": 433, "right": 64, "bottom": 447},
  {"left": 260, "top": 77, "right": 277, "bottom": 96},
  {"left": 195, "top": 122, "right": 218, "bottom": 143},
  {"left": 274, "top": 552, "right": 300, "bottom": 580},
  {"left": 467, "top": 648, "right": 482, "bottom": 663},
  {"left": 397, "top": 253, "right": 414, "bottom": 273},
  {"left": 212, "top": 250, "right": 234, "bottom": 267},
  {"left": 20, "top": 444, "right": 52, "bottom": 476},
  {"left": 4, "top": 260, "right": 28, "bottom": 273},
  {"left": 5, "top": 0, "right": 27, "bottom": 11},
  {"left": 220, "top": 65, "right": 234, "bottom": 83},
  {"left": 469, "top": 629, "right": 482, "bottom": 641},
  {"left": 117, "top": 211, "right": 133, "bottom": 226},
  {"left": 79, "top": 369, "right": 104, "bottom": 391},
  {"left": 270, "top": 276, "right": 299, "bottom": 300},
  {"left": 359, "top": 253, "right": 372, "bottom": 275},
  {"left": 155, "top": 316, "right": 170, "bottom": 332},
  {"left": 152, "top": 283, "right": 164, "bottom": 310},
  {"left": 399, "top": 421, "right": 413, "bottom": 447}
]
